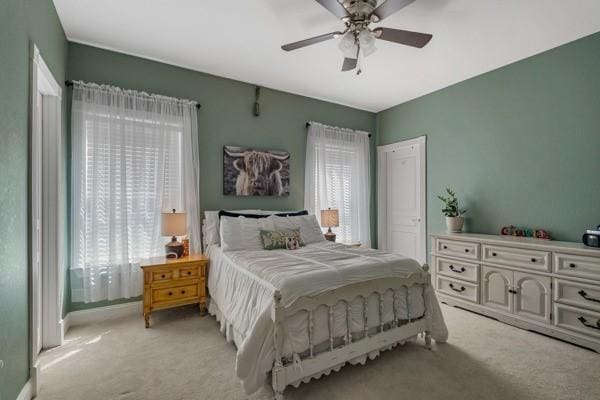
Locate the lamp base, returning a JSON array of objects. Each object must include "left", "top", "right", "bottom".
[
  {"left": 324, "top": 228, "right": 336, "bottom": 242},
  {"left": 165, "top": 236, "right": 184, "bottom": 259}
]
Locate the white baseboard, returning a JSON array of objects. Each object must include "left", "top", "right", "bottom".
[
  {"left": 16, "top": 379, "right": 32, "bottom": 400},
  {"left": 65, "top": 301, "right": 142, "bottom": 330}
]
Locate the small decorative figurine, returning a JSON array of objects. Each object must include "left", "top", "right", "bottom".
[
  {"left": 502, "top": 226, "right": 551, "bottom": 240},
  {"left": 535, "top": 229, "right": 551, "bottom": 240},
  {"left": 286, "top": 237, "right": 301, "bottom": 250}
]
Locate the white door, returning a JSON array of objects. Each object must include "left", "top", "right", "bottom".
[
  {"left": 33, "top": 91, "right": 44, "bottom": 355},
  {"left": 482, "top": 266, "right": 513, "bottom": 313},
  {"left": 377, "top": 137, "right": 426, "bottom": 263},
  {"left": 514, "top": 272, "right": 551, "bottom": 323}
]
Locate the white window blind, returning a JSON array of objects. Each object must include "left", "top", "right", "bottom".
[
  {"left": 71, "top": 81, "right": 201, "bottom": 303},
  {"left": 304, "top": 122, "right": 371, "bottom": 246}
]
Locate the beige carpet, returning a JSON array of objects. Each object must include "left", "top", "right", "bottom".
[{"left": 37, "top": 304, "right": 599, "bottom": 400}]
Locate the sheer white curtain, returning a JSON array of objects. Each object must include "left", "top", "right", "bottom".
[
  {"left": 70, "top": 81, "right": 201, "bottom": 303},
  {"left": 304, "top": 121, "right": 371, "bottom": 246}
]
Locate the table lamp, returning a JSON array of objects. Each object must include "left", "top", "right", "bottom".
[
  {"left": 320, "top": 208, "right": 339, "bottom": 242},
  {"left": 161, "top": 209, "right": 187, "bottom": 258}
]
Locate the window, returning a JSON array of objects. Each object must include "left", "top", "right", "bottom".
[
  {"left": 71, "top": 82, "right": 200, "bottom": 303},
  {"left": 304, "top": 122, "right": 371, "bottom": 246}
]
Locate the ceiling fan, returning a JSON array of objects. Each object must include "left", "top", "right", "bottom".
[{"left": 281, "top": 0, "right": 432, "bottom": 74}]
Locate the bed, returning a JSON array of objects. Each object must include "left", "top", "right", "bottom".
[{"left": 203, "top": 211, "right": 448, "bottom": 399}]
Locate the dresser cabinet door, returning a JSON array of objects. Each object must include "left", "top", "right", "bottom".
[
  {"left": 514, "top": 272, "right": 551, "bottom": 323},
  {"left": 482, "top": 266, "right": 513, "bottom": 313}
]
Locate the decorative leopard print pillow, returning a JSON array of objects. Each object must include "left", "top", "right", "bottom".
[{"left": 260, "top": 228, "right": 304, "bottom": 250}]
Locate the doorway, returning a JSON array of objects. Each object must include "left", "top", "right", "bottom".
[
  {"left": 377, "top": 136, "right": 427, "bottom": 264},
  {"left": 30, "top": 43, "right": 65, "bottom": 394}
]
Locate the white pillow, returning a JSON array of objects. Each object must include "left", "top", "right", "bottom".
[
  {"left": 203, "top": 210, "right": 261, "bottom": 246},
  {"left": 273, "top": 214, "right": 325, "bottom": 244},
  {"left": 220, "top": 215, "right": 275, "bottom": 252}
]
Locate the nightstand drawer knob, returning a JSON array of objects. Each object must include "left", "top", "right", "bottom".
[
  {"left": 168, "top": 292, "right": 173, "bottom": 296},
  {"left": 181, "top": 290, "right": 186, "bottom": 295},
  {"left": 161, "top": 274, "right": 165, "bottom": 279},
  {"left": 187, "top": 271, "right": 192, "bottom": 275}
]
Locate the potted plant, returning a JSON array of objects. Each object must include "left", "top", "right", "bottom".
[{"left": 437, "top": 188, "right": 467, "bottom": 233}]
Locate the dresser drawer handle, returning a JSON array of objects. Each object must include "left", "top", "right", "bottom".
[
  {"left": 448, "top": 283, "right": 466, "bottom": 293},
  {"left": 508, "top": 289, "right": 517, "bottom": 294},
  {"left": 578, "top": 290, "right": 600, "bottom": 304},
  {"left": 168, "top": 292, "right": 173, "bottom": 296},
  {"left": 492, "top": 252, "right": 497, "bottom": 257},
  {"left": 530, "top": 258, "right": 537, "bottom": 263},
  {"left": 443, "top": 245, "right": 448, "bottom": 250},
  {"left": 569, "top": 263, "right": 576, "bottom": 268},
  {"left": 161, "top": 274, "right": 166, "bottom": 279},
  {"left": 449, "top": 265, "right": 466, "bottom": 273},
  {"left": 464, "top": 249, "right": 469, "bottom": 253},
  {"left": 187, "top": 271, "right": 192, "bottom": 275},
  {"left": 181, "top": 290, "right": 186, "bottom": 295},
  {"left": 578, "top": 316, "right": 600, "bottom": 330}
]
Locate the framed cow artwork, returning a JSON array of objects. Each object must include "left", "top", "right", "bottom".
[{"left": 223, "top": 145, "right": 290, "bottom": 196}]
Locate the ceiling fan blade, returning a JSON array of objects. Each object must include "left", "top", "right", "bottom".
[
  {"left": 281, "top": 31, "right": 342, "bottom": 51},
  {"left": 315, "top": 0, "right": 350, "bottom": 19},
  {"left": 341, "top": 57, "right": 357, "bottom": 72},
  {"left": 371, "top": 0, "right": 416, "bottom": 21},
  {"left": 374, "top": 27, "right": 432, "bottom": 48}
]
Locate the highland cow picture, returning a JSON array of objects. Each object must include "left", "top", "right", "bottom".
[{"left": 223, "top": 146, "right": 290, "bottom": 196}]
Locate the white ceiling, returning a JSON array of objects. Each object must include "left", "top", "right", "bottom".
[{"left": 54, "top": 0, "right": 600, "bottom": 112}]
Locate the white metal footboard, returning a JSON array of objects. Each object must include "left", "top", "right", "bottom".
[{"left": 271, "top": 264, "right": 433, "bottom": 399}]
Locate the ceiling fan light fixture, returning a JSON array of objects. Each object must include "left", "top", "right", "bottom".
[
  {"left": 338, "top": 31, "right": 358, "bottom": 59},
  {"left": 358, "top": 29, "right": 377, "bottom": 57}
]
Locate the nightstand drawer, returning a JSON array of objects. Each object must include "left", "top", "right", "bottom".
[
  {"left": 153, "top": 283, "right": 198, "bottom": 303},
  {"left": 179, "top": 266, "right": 200, "bottom": 279},
  {"left": 152, "top": 270, "right": 173, "bottom": 282}
]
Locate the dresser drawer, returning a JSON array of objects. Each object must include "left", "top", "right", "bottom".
[
  {"left": 435, "top": 239, "right": 480, "bottom": 261},
  {"left": 152, "top": 283, "right": 198, "bottom": 303},
  {"left": 553, "top": 252, "right": 600, "bottom": 282},
  {"left": 436, "top": 275, "right": 479, "bottom": 303},
  {"left": 482, "top": 245, "right": 550, "bottom": 272},
  {"left": 435, "top": 257, "right": 479, "bottom": 283},
  {"left": 554, "top": 278, "right": 600, "bottom": 312},
  {"left": 554, "top": 303, "right": 600, "bottom": 340}
]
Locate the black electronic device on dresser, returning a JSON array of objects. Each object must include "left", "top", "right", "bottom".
[{"left": 582, "top": 225, "right": 600, "bottom": 248}]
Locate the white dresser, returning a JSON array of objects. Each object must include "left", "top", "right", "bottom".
[{"left": 431, "top": 233, "right": 600, "bottom": 352}]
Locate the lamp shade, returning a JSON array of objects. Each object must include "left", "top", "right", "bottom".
[
  {"left": 161, "top": 209, "right": 187, "bottom": 237},
  {"left": 320, "top": 209, "right": 339, "bottom": 228}
]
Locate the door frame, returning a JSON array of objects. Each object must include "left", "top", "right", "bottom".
[
  {"left": 30, "top": 43, "right": 65, "bottom": 394},
  {"left": 377, "top": 136, "right": 427, "bottom": 263}
]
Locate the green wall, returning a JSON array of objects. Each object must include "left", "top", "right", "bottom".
[
  {"left": 66, "top": 43, "right": 377, "bottom": 311},
  {"left": 377, "top": 32, "right": 600, "bottom": 252},
  {"left": 0, "top": 1, "right": 67, "bottom": 399}
]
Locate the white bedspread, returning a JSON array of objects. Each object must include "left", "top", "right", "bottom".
[{"left": 207, "top": 242, "right": 448, "bottom": 394}]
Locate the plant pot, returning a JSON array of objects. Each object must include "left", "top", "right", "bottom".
[{"left": 446, "top": 216, "right": 465, "bottom": 233}]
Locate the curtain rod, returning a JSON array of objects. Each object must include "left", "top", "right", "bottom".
[
  {"left": 306, "top": 121, "right": 372, "bottom": 138},
  {"left": 65, "top": 80, "right": 201, "bottom": 109}
]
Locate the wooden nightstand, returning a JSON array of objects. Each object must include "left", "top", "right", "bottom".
[{"left": 140, "top": 254, "right": 208, "bottom": 328}]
